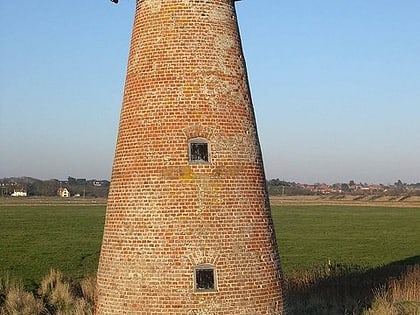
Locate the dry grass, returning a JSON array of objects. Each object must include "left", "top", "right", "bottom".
[
  {"left": 0, "top": 270, "right": 95, "bottom": 315},
  {"left": 364, "top": 265, "right": 420, "bottom": 315},
  {"left": 284, "top": 262, "right": 420, "bottom": 315},
  {"left": 285, "top": 263, "right": 370, "bottom": 314},
  {"left": 0, "top": 273, "right": 45, "bottom": 315},
  {"left": 1, "top": 283, "right": 45, "bottom": 315}
]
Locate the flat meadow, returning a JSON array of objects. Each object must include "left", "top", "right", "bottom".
[
  {"left": 0, "top": 204, "right": 105, "bottom": 289},
  {"left": 272, "top": 204, "right": 420, "bottom": 273},
  {"left": 0, "top": 199, "right": 419, "bottom": 314}
]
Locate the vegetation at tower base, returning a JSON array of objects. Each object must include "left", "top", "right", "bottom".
[
  {"left": 0, "top": 269, "right": 96, "bottom": 315},
  {"left": 285, "top": 262, "right": 420, "bottom": 315},
  {"left": 1, "top": 264, "right": 419, "bottom": 314}
]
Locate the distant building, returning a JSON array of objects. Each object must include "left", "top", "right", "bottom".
[
  {"left": 11, "top": 189, "right": 27, "bottom": 197},
  {"left": 57, "top": 187, "right": 70, "bottom": 198}
]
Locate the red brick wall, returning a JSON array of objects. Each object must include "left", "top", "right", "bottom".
[{"left": 96, "top": 0, "right": 285, "bottom": 313}]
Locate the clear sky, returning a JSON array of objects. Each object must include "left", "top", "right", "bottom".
[{"left": 1, "top": 0, "right": 419, "bottom": 184}]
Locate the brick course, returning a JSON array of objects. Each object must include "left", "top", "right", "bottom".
[{"left": 96, "top": 0, "right": 285, "bottom": 313}]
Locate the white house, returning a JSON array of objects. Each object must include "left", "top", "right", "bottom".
[
  {"left": 11, "top": 189, "right": 27, "bottom": 197},
  {"left": 57, "top": 187, "right": 70, "bottom": 198}
]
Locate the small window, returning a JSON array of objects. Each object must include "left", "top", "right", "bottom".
[
  {"left": 189, "top": 138, "right": 210, "bottom": 163},
  {"left": 194, "top": 265, "right": 217, "bottom": 292}
]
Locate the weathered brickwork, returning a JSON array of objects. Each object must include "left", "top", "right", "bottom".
[{"left": 96, "top": 0, "right": 285, "bottom": 314}]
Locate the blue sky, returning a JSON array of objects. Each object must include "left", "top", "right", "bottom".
[{"left": 1, "top": 0, "right": 419, "bottom": 184}]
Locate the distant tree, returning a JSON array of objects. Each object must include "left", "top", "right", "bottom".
[
  {"left": 341, "top": 183, "right": 350, "bottom": 192},
  {"left": 27, "top": 183, "right": 35, "bottom": 196},
  {"left": 76, "top": 178, "right": 87, "bottom": 185},
  {"left": 395, "top": 179, "right": 403, "bottom": 187},
  {"left": 267, "top": 179, "right": 290, "bottom": 187},
  {"left": 267, "top": 179, "right": 314, "bottom": 196},
  {"left": 68, "top": 177, "right": 77, "bottom": 185}
]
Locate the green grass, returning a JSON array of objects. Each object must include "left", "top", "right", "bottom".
[
  {"left": 272, "top": 205, "right": 420, "bottom": 273},
  {"left": 1, "top": 204, "right": 419, "bottom": 289},
  {"left": 0, "top": 205, "right": 105, "bottom": 289}
]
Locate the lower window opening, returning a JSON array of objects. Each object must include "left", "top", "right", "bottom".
[{"left": 194, "top": 265, "right": 217, "bottom": 292}]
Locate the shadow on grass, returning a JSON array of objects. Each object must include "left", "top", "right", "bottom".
[{"left": 285, "top": 255, "right": 420, "bottom": 315}]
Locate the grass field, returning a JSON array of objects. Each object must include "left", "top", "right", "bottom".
[
  {"left": 0, "top": 205, "right": 105, "bottom": 289},
  {"left": 0, "top": 203, "right": 419, "bottom": 288},
  {"left": 272, "top": 205, "right": 420, "bottom": 273}
]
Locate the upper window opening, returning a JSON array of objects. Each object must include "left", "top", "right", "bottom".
[{"left": 189, "top": 138, "right": 210, "bottom": 164}]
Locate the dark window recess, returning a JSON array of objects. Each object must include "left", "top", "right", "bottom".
[
  {"left": 190, "top": 142, "right": 209, "bottom": 163},
  {"left": 195, "top": 268, "right": 215, "bottom": 291}
]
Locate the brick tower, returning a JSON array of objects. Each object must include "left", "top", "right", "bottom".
[{"left": 96, "top": 0, "right": 285, "bottom": 314}]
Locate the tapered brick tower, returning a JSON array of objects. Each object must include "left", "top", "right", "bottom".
[{"left": 96, "top": 0, "right": 285, "bottom": 314}]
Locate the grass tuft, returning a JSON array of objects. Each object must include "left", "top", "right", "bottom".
[
  {"left": 364, "top": 265, "right": 420, "bottom": 315},
  {"left": 0, "top": 270, "right": 94, "bottom": 315},
  {"left": 1, "top": 280, "right": 45, "bottom": 315},
  {"left": 79, "top": 275, "right": 97, "bottom": 308},
  {"left": 39, "top": 269, "right": 75, "bottom": 314}
]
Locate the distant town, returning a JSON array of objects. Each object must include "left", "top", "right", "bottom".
[
  {"left": 1, "top": 176, "right": 419, "bottom": 198},
  {"left": 267, "top": 179, "right": 420, "bottom": 197}
]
